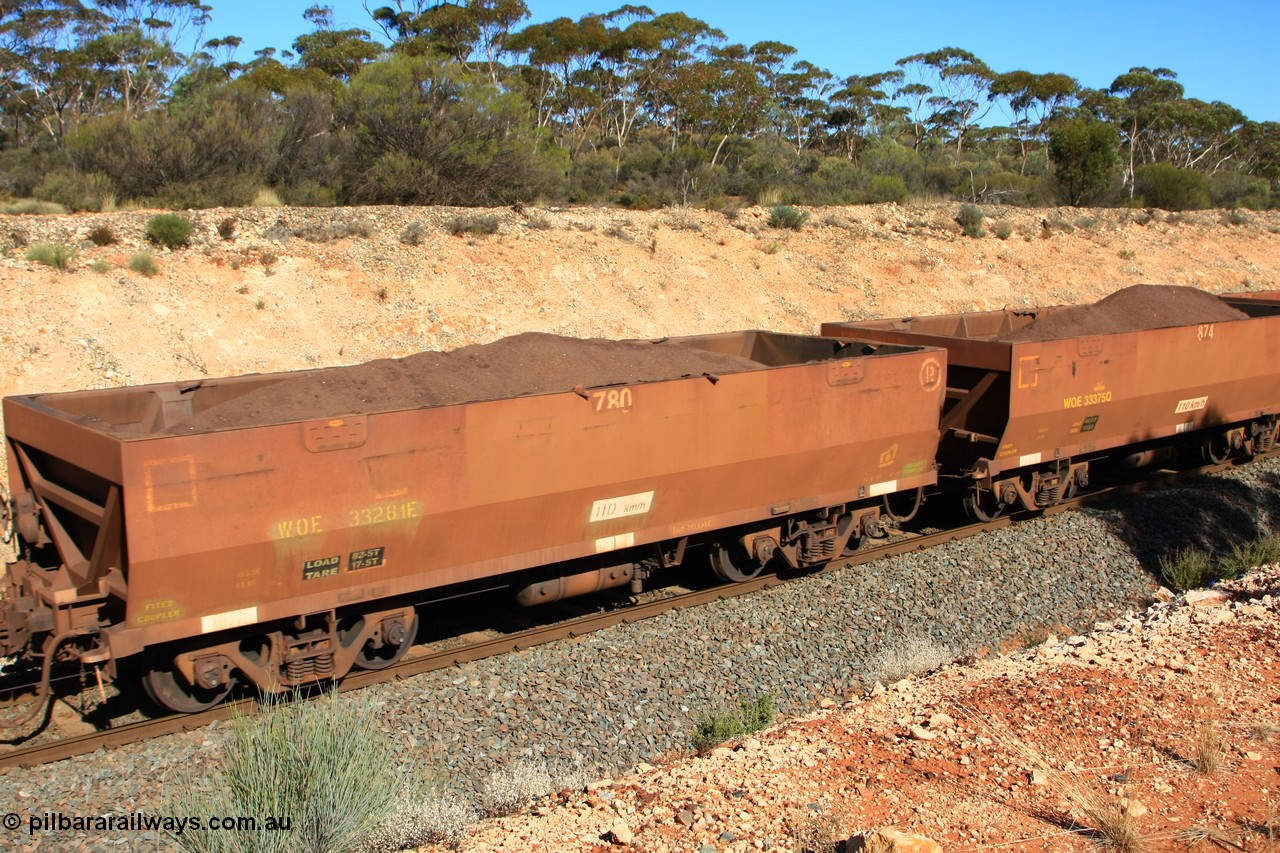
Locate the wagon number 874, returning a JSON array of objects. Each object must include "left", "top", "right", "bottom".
[
  {"left": 591, "top": 388, "right": 634, "bottom": 413},
  {"left": 1197, "top": 324, "right": 1215, "bottom": 340}
]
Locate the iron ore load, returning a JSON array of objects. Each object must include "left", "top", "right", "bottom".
[
  {"left": 822, "top": 285, "right": 1280, "bottom": 520},
  {"left": 0, "top": 331, "right": 945, "bottom": 712}
]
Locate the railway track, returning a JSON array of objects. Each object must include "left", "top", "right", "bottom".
[{"left": 0, "top": 453, "right": 1268, "bottom": 771}]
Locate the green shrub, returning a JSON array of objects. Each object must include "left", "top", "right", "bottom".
[
  {"left": 146, "top": 213, "right": 195, "bottom": 248},
  {"left": 35, "top": 170, "right": 116, "bottom": 212},
  {"left": 399, "top": 220, "right": 427, "bottom": 245},
  {"left": 291, "top": 219, "right": 374, "bottom": 242},
  {"left": 768, "top": 204, "right": 809, "bottom": 231},
  {"left": 128, "top": 251, "right": 158, "bottom": 276},
  {"left": 90, "top": 259, "right": 112, "bottom": 274},
  {"left": 690, "top": 693, "right": 775, "bottom": 754},
  {"left": 1217, "top": 535, "right": 1280, "bottom": 580},
  {"left": 3, "top": 199, "right": 67, "bottom": 215},
  {"left": 26, "top": 242, "right": 78, "bottom": 270},
  {"left": 956, "top": 203, "right": 985, "bottom": 238},
  {"left": 863, "top": 175, "right": 909, "bottom": 205},
  {"left": 1135, "top": 163, "right": 1210, "bottom": 212},
  {"left": 280, "top": 180, "right": 338, "bottom": 208},
  {"left": 1208, "top": 172, "right": 1270, "bottom": 210},
  {"left": 168, "top": 691, "right": 398, "bottom": 853},
  {"left": 993, "top": 222, "right": 1013, "bottom": 240},
  {"left": 1159, "top": 547, "right": 1214, "bottom": 591},
  {"left": 445, "top": 213, "right": 501, "bottom": 237}
]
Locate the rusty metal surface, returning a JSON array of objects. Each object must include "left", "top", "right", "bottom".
[
  {"left": 1221, "top": 290, "right": 1280, "bottom": 314},
  {"left": 3, "top": 331, "right": 945, "bottom": 663},
  {"left": 823, "top": 312, "right": 1280, "bottom": 480}
]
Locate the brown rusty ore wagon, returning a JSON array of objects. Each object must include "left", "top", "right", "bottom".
[
  {"left": 0, "top": 331, "right": 944, "bottom": 712},
  {"left": 822, "top": 285, "right": 1280, "bottom": 521}
]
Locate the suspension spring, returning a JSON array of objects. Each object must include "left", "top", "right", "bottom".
[{"left": 1035, "top": 479, "right": 1061, "bottom": 507}]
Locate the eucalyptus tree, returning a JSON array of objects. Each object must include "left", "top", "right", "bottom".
[
  {"left": 1154, "top": 98, "right": 1246, "bottom": 173},
  {"left": 1048, "top": 111, "right": 1119, "bottom": 205},
  {"left": 896, "top": 47, "right": 993, "bottom": 153},
  {"left": 775, "top": 58, "right": 833, "bottom": 152},
  {"left": 636, "top": 10, "right": 721, "bottom": 151},
  {"left": 1, "top": 0, "right": 210, "bottom": 144},
  {"left": 364, "top": 0, "right": 528, "bottom": 81},
  {"left": 1105, "top": 66, "right": 1184, "bottom": 196},
  {"left": 827, "top": 71, "right": 899, "bottom": 161},
  {"left": 505, "top": 12, "right": 611, "bottom": 153},
  {"left": 689, "top": 41, "right": 771, "bottom": 165},
  {"left": 335, "top": 52, "right": 563, "bottom": 204},
  {"left": 988, "top": 69, "right": 1078, "bottom": 173},
  {"left": 293, "top": 4, "right": 383, "bottom": 82}
]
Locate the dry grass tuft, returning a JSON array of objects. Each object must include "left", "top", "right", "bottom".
[
  {"left": 1192, "top": 718, "right": 1224, "bottom": 774},
  {"left": 1245, "top": 720, "right": 1279, "bottom": 743},
  {"left": 958, "top": 708, "right": 1148, "bottom": 852}
]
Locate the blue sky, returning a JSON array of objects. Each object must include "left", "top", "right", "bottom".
[{"left": 204, "top": 0, "right": 1280, "bottom": 123}]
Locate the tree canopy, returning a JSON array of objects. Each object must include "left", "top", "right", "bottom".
[{"left": 0, "top": 2, "right": 1272, "bottom": 211}]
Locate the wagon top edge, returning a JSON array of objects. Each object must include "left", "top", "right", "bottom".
[
  {"left": 823, "top": 285, "right": 1274, "bottom": 348},
  {"left": 4, "top": 329, "right": 944, "bottom": 443}
]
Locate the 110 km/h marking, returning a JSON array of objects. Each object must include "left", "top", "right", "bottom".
[{"left": 589, "top": 490, "right": 655, "bottom": 523}]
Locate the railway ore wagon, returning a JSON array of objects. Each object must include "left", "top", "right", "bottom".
[
  {"left": 0, "top": 331, "right": 944, "bottom": 712},
  {"left": 822, "top": 285, "right": 1280, "bottom": 520}
]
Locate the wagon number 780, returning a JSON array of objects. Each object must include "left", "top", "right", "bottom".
[{"left": 591, "top": 388, "right": 634, "bottom": 413}]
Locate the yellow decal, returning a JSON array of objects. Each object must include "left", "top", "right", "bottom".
[
  {"left": 275, "top": 515, "right": 325, "bottom": 540},
  {"left": 878, "top": 443, "right": 899, "bottom": 468},
  {"left": 1063, "top": 390, "right": 1113, "bottom": 409},
  {"left": 347, "top": 500, "right": 422, "bottom": 528},
  {"left": 144, "top": 456, "right": 197, "bottom": 512},
  {"left": 133, "top": 599, "right": 185, "bottom": 626},
  {"left": 919, "top": 358, "right": 942, "bottom": 392},
  {"left": 591, "top": 388, "right": 634, "bottom": 413},
  {"left": 1016, "top": 355, "right": 1040, "bottom": 389}
]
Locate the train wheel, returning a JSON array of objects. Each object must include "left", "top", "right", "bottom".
[
  {"left": 962, "top": 489, "right": 1004, "bottom": 523},
  {"left": 1202, "top": 432, "right": 1233, "bottom": 464},
  {"left": 141, "top": 659, "right": 235, "bottom": 714},
  {"left": 709, "top": 540, "right": 764, "bottom": 583},
  {"left": 342, "top": 611, "right": 419, "bottom": 671}
]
